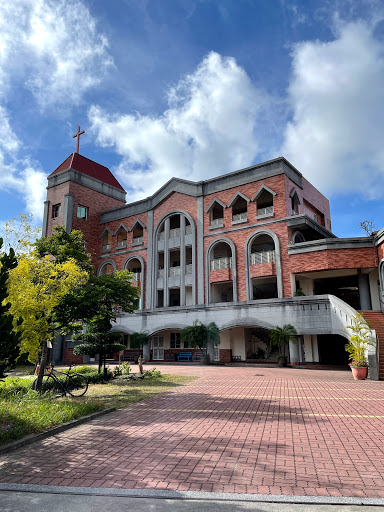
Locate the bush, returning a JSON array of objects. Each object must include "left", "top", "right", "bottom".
[{"left": 70, "top": 365, "right": 112, "bottom": 383}]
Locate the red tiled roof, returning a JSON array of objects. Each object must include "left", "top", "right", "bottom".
[{"left": 48, "top": 153, "right": 125, "bottom": 191}]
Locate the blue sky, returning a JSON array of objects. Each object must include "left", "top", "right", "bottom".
[{"left": 0, "top": 0, "right": 383, "bottom": 237}]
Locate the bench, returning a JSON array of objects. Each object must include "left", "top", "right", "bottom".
[
  {"left": 123, "top": 352, "right": 141, "bottom": 363},
  {"left": 178, "top": 352, "right": 192, "bottom": 361},
  {"left": 192, "top": 352, "right": 205, "bottom": 362},
  {"left": 166, "top": 353, "right": 175, "bottom": 361}
]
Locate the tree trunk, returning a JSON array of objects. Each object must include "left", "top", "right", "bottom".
[{"left": 35, "top": 341, "right": 48, "bottom": 392}]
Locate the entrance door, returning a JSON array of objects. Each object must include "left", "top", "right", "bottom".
[{"left": 152, "top": 336, "right": 164, "bottom": 360}]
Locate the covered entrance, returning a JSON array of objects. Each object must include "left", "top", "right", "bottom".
[{"left": 152, "top": 336, "right": 164, "bottom": 360}]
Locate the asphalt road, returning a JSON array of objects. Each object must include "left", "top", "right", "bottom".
[{"left": 1, "top": 492, "right": 384, "bottom": 512}]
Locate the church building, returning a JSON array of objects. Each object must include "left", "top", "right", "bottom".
[{"left": 43, "top": 145, "right": 384, "bottom": 379}]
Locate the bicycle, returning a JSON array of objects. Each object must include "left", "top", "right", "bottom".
[{"left": 33, "top": 364, "right": 88, "bottom": 397}]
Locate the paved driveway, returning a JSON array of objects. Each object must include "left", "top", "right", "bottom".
[{"left": 1, "top": 366, "right": 384, "bottom": 499}]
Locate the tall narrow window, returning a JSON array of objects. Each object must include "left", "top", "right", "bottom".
[
  {"left": 102, "top": 231, "right": 112, "bottom": 251},
  {"left": 170, "top": 333, "right": 181, "bottom": 349},
  {"left": 52, "top": 204, "right": 61, "bottom": 218},
  {"left": 77, "top": 205, "right": 88, "bottom": 219}
]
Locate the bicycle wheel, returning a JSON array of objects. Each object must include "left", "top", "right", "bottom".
[
  {"left": 32, "top": 374, "right": 61, "bottom": 394},
  {"left": 66, "top": 374, "right": 88, "bottom": 397}
]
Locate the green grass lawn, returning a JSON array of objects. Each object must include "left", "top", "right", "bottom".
[{"left": 0, "top": 370, "right": 196, "bottom": 445}]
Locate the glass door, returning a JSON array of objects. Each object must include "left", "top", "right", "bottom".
[{"left": 152, "top": 336, "right": 164, "bottom": 360}]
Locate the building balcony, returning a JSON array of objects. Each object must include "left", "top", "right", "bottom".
[
  {"left": 250, "top": 250, "right": 275, "bottom": 265},
  {"left": 250, "top": 251, "right": 276, "bottom": 278},
  {"left": 210, "top": 218, "right": 224, "bottom": 229},
  {"left": 257, "top": 205, "right": 274, "bottom": 218},
  {"left": 132, "top": 236, "right": 143, "bottom": 246},
  {"left": 159, "top": 225, "right": 192, "bottom": 241},
  {"left": 210, "top": 257, "right": 232, "bottom": 271},
  {"left": 102, "top": 243, "right": 111, "bottom": 251},
  {"left": 232, "top": 212, "right": 248, "bottom": 223},
  {"left": 117, "top": 240, "right": 127, "bottom": 249},
  {"left": 131, "top": 272, "right": 141, "bottom": 281}
]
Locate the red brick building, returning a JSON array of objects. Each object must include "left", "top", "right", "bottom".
[{"left": 44, "top": 153, "right": 384, "bottom": 378}]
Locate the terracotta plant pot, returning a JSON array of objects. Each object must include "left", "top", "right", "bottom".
[{"left": 351, "top": 366, "right": 368, "bottom": 380}]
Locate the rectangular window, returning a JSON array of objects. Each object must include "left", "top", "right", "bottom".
[
  {"left": 313, "top": 213, "right": 318, "bottom": 223},
  {"left": 170, "top": 332, "right": 181, "bottom": 349},
  {"left": 52, "top": 204, "right": 61, "bottom": 218},
  {"left": 77, "top": 205, "right": 88, "bottom": 219}
]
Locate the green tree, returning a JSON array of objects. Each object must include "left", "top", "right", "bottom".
[
  {"left": 6, "top": 255, "right": 89, "bottom": 390},
  {"left": 2, "top": 213, "right": 41, "bottom": 256},
  {"left": 181, "top": 321, "right": 220, "bottom": 363},
  {"left": 53, "top": 270, "right": 140, "bottom": 334},
  {"left": 270, "top": 324, "right": 297, "bottom": 358},
  {"left": 73, "top": 323, "right": 125, "bottom": 377},
  {"left": 130, "top": 332, "right": 149, "bottom": 350},
  {"left": 35, "top": 226, "right": 93, "bottom": 272},
  {"left": 0, "top": 238, "right": 23, "bottom": 379}
]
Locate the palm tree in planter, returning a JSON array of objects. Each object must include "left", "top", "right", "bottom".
[
  {"left": 345, "top": 313, "right": 376, "bottom": 380},
  {"left": 181, "top": 320, "right": 220, "bottom": 364},
  {"left": 270, "top": 324, "right": 297, "bottom": 367}
]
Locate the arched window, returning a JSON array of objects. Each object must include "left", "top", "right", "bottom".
[
  {"left": 131, "top": 220, "right": 145, "bottom": 246},
  {"left": 101, "top": 229, "right": 112, "bottom": 251},
  {"left": 206, "top": 238, "right": 237, "bottom": 304},
  {"left": 124, "top": 255, "right": 145, "bottom": 309},
  {"left": 153, "top": 211, "right": 196, "bottom": 308},
  {"left": 292, "top": 231, "right": 305, "bottom": 244},
  {"left": 252, "top": 185, "right": 276, "bottom": 219},
  {"left": 99, "top": 262, "right": 115, "bottom": 275},
  {"left": 245, "top": 229, "right": 283, "bottom": 300},
  {"left": 116, "top": 226, "right": 128, "bottom": 249}
]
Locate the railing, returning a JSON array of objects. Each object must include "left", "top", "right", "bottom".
[
  {"left": 210, "top": 257, "right": 232, "bottom": 271},
  {"left": 117, "top": 240, "right": 127, "bottom": 248},
  {"left": 157, "top": 268, "right": 164, "bottom": 278},
  {"left": 169, "top": 228, "right": 180, "bottom": 238},
  {"left": 133, "top": 236, "right": 143, "bottom": 245},
  {"left": 210, "top": 218, "right": 224, "bottom": 227},
  {"left": 159, "top": 226, "right": 192, "bottom": 240},
  {"left": 250, "top": 250, "right": 276, "bottom": 265},
  {"left": 169, "top": 266, "right": 181, "bottom": 277},
  {"left": 102, "top": 244, "right": 111, "bottom": 251},
  {"left": 257, "top": 206, "right": 274, "bottom": 217},
  {"left": 232, "top": 212, "right": 247, "bottom": 222},
  {"left": 185, "top": 264, "right": 193, "bottom": 274},
  {"left": 131, "top": 272, "right": 141, "bottom": 282}
]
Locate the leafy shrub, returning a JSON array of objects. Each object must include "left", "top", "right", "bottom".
[{"left": 121, "top": 362, "right": 131, "bottom": 375}]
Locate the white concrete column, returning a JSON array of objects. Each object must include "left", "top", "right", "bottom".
[
  {"left": 311, "top": 335, "right": 319, "bottom": 362},
  {"left": 289, "top": 338, "right": 300, "bottom": 364},
  {"left": 303, "top": 334, "right": 314, "bottom": 362}
]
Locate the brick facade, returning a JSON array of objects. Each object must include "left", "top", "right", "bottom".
[{"left": 45, "top": 154, "right": 383, "bottom": 373}]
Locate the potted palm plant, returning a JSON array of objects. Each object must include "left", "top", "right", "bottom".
[
  {"left": 345, "top": 314, "right": 376, "bottom": 380},
  {"left": 270, "top": 324, "right": 297, "bottom": 367}
]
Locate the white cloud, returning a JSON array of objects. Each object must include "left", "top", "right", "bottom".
[
  {"left": 0, "top": 0, "right": 113, "bottom": 110},
  {"left": 282, "top": 20, "right": 384, "bottom": 198},
  {"left": 0, "top": 0, "right": 113, "bottom": 220},
  {"left": 89, "top": 52, "right": 274, "bottom": 201}
]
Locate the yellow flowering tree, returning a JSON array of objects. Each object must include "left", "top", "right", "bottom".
[{"left": 6, "top": 255, "right": 88, "bottom": 390}]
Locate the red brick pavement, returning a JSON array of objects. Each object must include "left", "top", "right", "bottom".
[{"left": 1, "top": 366, "right": 384, "bottom": 498}]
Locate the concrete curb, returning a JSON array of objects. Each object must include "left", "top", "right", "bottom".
[
  {"left": 0, "top": 408, "right": 115, "bottom": 455},
  {"left": 0, "top": 484, "right": 384, "bottom": 506}
]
